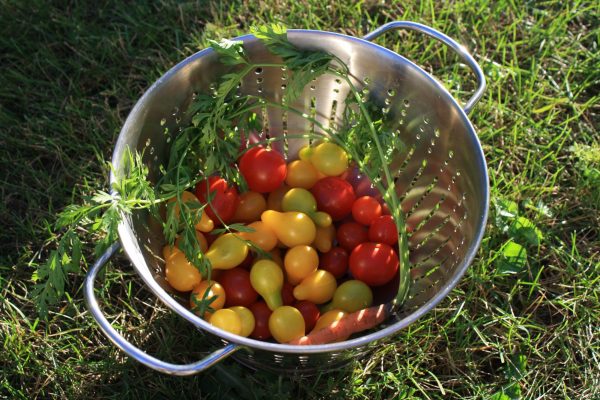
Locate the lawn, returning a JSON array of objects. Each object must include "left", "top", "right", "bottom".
[{"left": 1, "top": 0, "right": 599, "bottom": 398}]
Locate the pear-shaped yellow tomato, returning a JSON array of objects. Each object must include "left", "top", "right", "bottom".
[
  {"left": 238, "top": 221, "right": 277, "bottom": 252},
  {"left": 205, "top": 233, "right": 249, "bottom": 270},
  {"left": 284, "top": 245, "right": 319, "bottom": 285},
  {"left": 175, "top": 230, "right": 208, "bottom": 253},
  {"left": 261, "top": 210, "right": 316, "bottom": 247},
  {"left": 310, "top": 142, "right": 349, "bottom": 176},
  {"left": 230, "top": 306, "right": 255, "bottom": 337},
  {"left": 266, "top": 185, "right": 290, "bottom": 212},
  {"left": 268, "top": 306, "right": 305, "bottom": 343},
  {"left": 168, "top": 191, "right": 215, "bottom": 232},
  {"left": 285, "top": 160, "right": 319, "bottom": 189},
  {"left": 232, "top": 191, "right": 267, "bottom": 223},
  {"left": 209, "top": 309, "right": 242, "bottom": 335},
  {"left": 312, "top": 309, "right": 348, "bottom": 340},
  {"left": 163, "top": 245, "right": 202, "bottom": 292},
  {"left": 281, "top": 188, "right": 332, "bottom": 228},
  {"left": 190, "top": 280, "right": 226, "bottom": 319},
  {"left": 312, "top": 224, "right": 336, "bottom": 253},
  {"left": 293, "top": 270, "right": 337, "bottom": 304},
  {"left": 250, "top": 260, "right": 284, "bottom": 310},
  {"left": 326, "top": 280, "right": 373, "bottom": 313}
]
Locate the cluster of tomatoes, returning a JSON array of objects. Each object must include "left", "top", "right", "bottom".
[{"left": 162, "top": 142, "right": 400, "bottom": 344}]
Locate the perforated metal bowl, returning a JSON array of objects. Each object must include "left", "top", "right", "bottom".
[{"left": 85, "top": 21, "right": 488, "bottom": 376}]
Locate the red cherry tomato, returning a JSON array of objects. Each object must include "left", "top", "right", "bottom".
[
  {"left": 238, "top": 130, "right": 261, "bottom": 153},
  {"left": 219, "top": 268, "right": 258, "bottom": 307},
  {"left": 352, "top": 196, "right": 382, "bottom": 226},
  {"left": 195, "top": 176, "right": 239, "bottom": 225},
  {"left": 239, "top": 146, "right": 287, "bottom": 193},
  {"left": 310, "top": 177, "right": 356, "bottom": 221},
  {"left": 349, "top": 242, "right": 399, "bottom": 286},
  {"left": 368, "top": 215, "right": 398, "bottom": 246},
  {"left": 336, "top": 222, "right": 368, "bottom": 252},
  {"left": 342, "top": 164, "right": 381, "bottom": 199},
  {"left": 281, "top": 282, "right": 295, "bottom": 306},
  {"left": 293, "top": 300, "right": 320, "bottom": 332},
  {"left": 381, "top": 203, "right": 391, "bottom": 215},
  {"left": 249, "top": 301, "right": 272, "bottom": 340},
  {"left": 320, "top": 247, "right": 349, "bottom": 279}
]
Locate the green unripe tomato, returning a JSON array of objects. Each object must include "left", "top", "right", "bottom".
[
  {"left": 282, "top": 188, "right": 332, "bottom": 227},
  {"left": 282, "top": 188, "right": 317, "bottom": 214},
  {"left": 329, "top": 280, "right": 373, "bottom": 313}
]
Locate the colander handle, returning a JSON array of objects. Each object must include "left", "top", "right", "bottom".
[
  {"left": 84, "top": 242, "right": 240, "bottom": 376},
  {"left": 363, "top": 21, "right": 486, "bottom": 115}
]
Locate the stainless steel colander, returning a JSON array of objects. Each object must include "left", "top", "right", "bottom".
[{"left": 84, "top": 21, "right": 488, "bottom": 376}]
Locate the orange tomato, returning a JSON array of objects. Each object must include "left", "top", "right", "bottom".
[{"left": 163, "top": 245, "right": 202, "bottom": 292}]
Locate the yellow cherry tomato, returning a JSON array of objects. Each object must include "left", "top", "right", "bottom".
[
  {"left": 190, "top": 280, "right": 226, "bottom": 319},
  {"left": 232, "top": 191, "right": 267, "bottom": 223},
  {"left": 209, "top": 309, "right": 242, "bottom": 335},
  {"left": 175, "top": 230, "right": 208, "bottom": 253},
  {"left": 284, "top": 245, "right": 319, "bottom": 285},
  {"left": 268, "top": 306, "right": 305, "bottom": 343},
  {"left": 312, "top": 224, "right": 336, "bottom": 253},
  {"left": 239, "top": 221, "right": 277, "bottom": 252},
  {"left": 298, "top": 146, "right": 313, "bottom": 161},
  {"left": 293, "top": 270, "right": 337, "bottom": 304},
  {"left": 310, "top": 142, "right": 349, "bottom": 176},
  {"left": 261, "top": 210, "right": 316, "bottom": 247},
  {"left": 266, "top": 185, "right": 290, "bottom": 211},
  {"left": 285, "top": 160, "right": 319, "bottom": 189},
  {"left": 163, "top": 245, "right": 202, "bottom": 292},
  {"left": 230, "top": 306, "right": 255, "bottom": 337},
  {"left": 205, "top": 233, "right": 249, "bottom": 270},
  {"left": 168, "top": 191, "right": 214, "bottom": 232},
  {"left": 250, "top": 260, "right": 284, "bottom": 310},
  {"left": 312, "top": 309, "right": 348, "bottom": 336}
]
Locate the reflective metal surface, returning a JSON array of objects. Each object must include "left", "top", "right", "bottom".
[
  {"left": 87, "top": 21, "right": 489, "bottom": 375},
  {"left": 363, "top": 21, "right": 486, "bottom": 114}
]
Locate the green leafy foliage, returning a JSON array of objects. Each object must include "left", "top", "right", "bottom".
[
  {"left": 493, "top": 197, "right": 546, "bottom": 277},
  {"left": 250, "top": 24, "right": 334, "bottom": 103},
  {"left": 31, "top": 230, "right": 81, "bottom": 318},
  {"left": 32, "top": 149, "right": 157, "bottom": 316},
  {"left": 570, "top": 142, "right": 600, "bottom": 208},
  {"left": 207, "top": 39, "right": 248, "bottom": 66}
]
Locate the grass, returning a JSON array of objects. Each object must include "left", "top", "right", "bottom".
[{"left": 1, "top": 0, "right": 599, "bottom": 398}]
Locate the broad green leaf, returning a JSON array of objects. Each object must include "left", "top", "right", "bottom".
[
  {"left": 510, "top": 216, "right": 543, "bottom": 246},
  {"left": 496, "top": 240, "right": 527, "bottom": 275}
]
